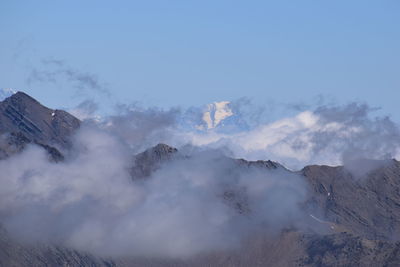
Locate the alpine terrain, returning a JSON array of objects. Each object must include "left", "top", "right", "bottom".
[{"left": 0, "top": 92, "right": 400, "bottom": 267}]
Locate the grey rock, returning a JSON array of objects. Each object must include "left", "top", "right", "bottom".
[
  {"left": 130, "top": 143, "right": 178, "bottom": 179},
  {"left": 0, "top": 91, "right": 80, "bottom": 160},
  {"left": 302, "top": 160, "right": 400, "bottom": 240}
]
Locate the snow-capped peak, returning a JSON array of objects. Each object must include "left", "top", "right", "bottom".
[{"left": 200, "top": 101, "right": 233, "bottom": 130}]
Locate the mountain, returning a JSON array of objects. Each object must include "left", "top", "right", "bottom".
[
  {"left": 0, "top": 88, "right": 16, "bottom": 101},
  {"left": 0, "top": 91, "right": 80, "bottom": 160},
  {"left": 0, "top": 225, "right": 117, "bottom": 267},
  {"left": 130, "top": 143, "right": 178, "bottom": 178},
  {"left": 0, "top": 91, "right": 80, "bottom": 147},
  {"left": 1, "top": 91, "right": 400, "bottom": 266},
  {"left": 198, "top": 101, "right": 233, "bottom": 130},
  {"left": 302, "top": 160, "right": 400, "bottom": 240},
  {"left": 193, "top": 101, "right": 251, "bottom": 133}
]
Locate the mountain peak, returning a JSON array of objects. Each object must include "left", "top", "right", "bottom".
[
  {"left": 0, "top": 91, "right": 80, "bottom": 148},
  {"left": 131, "top": 143, "right": 178, "bottom": 178},
  {"left": 198, "top": 101, "right": 233, "bottom": 130},
  {"left": 4, "top": 91, "right": 42, "bottom": 106},
  {"left": 152, "top": 143, "right": 178, "bottom": 154},
  {"left": 0, "top": 88, "right": 17, "bottom": 100},
  {"left": 10, "top": 91, "right": 33, "bottom": 98}
]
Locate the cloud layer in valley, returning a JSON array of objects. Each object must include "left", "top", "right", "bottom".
[
  {"left": 0, "top": 124, "right": 309, "bottom": 258},
  {"left": 1, "top": 95, "right": 400, "bottom": 258}
]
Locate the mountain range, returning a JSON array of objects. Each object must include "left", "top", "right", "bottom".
[{"left": 1, "top": 92, "right": 400, "bottom": 266}]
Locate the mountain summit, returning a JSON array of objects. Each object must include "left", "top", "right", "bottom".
[
  {"left": 0, "top": 88, "right": 16, "bottom": 100},
  {"left": 0, "top": 91, "right": 80, "bottom": 148},
  {"left": 197, "top": 101, "right": 233, "bottom": 130},
  {"left": 0, "top": 91, "right": 80, "bottom": 160}
]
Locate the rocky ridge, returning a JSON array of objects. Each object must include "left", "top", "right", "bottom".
[
  {"left": 0, "top": 92, "right": 80, "bottom": 161},
  {"left": 1, "top": 92, "right": 400, "bottom": 266}
]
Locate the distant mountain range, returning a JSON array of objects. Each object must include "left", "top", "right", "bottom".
[{"left": 1, "top": 92, "right": 400, "bottom": 266}]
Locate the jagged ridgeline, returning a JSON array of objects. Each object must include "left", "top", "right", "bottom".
[{"left": 1, "top": 92, "right": 400, "bottom": 267}]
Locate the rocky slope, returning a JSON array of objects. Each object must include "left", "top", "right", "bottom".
[
  {"left": 0, "top": 92, "right": 80, "bottom": 161},
  {"left": 302, "top": 160, "right": 400, "bottom": 240},
  {"left": 1, "top": 92, "right": 400, "bottom": 266},
  {"left": 130, "top": 143, "right": 178, "bottom": 179},
  {"left": 0, "top": 225, "right": 116, "bottom": 267}
]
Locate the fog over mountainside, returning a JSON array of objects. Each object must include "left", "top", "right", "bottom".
[{"left": 1, "top": 91, "right": 400, "bottom": 266}]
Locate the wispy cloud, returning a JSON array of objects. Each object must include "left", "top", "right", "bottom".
[{"left": 27, "top": 58, "right": 109, "bottom": 96}]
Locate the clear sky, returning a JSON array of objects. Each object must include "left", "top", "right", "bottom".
[{"left": 1, "top": 1, "right": 399, "bottom": 119}]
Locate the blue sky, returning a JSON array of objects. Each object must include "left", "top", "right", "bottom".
[{"left": 1, "top": 1, "right": 399, "bottom": 120}]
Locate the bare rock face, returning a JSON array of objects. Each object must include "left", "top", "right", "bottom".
[
  {"left": 0, "top": 91, "right": 80, "bottom": 146},
  {"left": 302, "top": 160, "right": 400, "bottom": 240},
  {"left": 0, "top": 92, "right": 80, "bottom": 160},
  {"left": 235, "top": 158, "right": 282, "bottom": 169},
  {"left": 300, "top": 232, "right": 400, "bottom": 267}
]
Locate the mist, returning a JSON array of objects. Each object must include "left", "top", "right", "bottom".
[
  {"left": 1, "top": 97, "right": 399, "bottom": 258},
  {"left": 0, "top": 122, "right": 309, "bottom": 258}
]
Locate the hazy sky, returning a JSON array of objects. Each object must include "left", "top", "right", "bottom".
[{"left": 1, "top": 1, "right": 399, "bottom": 119}]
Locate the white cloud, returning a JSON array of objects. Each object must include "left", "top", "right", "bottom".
[
  {"left": 0, "top": 124, "right": 308, "bottom": 258},
  {"left": 174, "top": 104, "right": 400, "bottom": 169}
]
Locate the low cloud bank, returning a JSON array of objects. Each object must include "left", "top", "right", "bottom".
[
  {"left": 0, "top": 124, "right": 308, "bottom": 258},
  {"left": 1, "top": 99, "right": 399, "bottom": 257},
  {"left": 177, "top": 102, "right": 400, "bottom": 169},
  {"left": 77, "top": 99, "right": 400, "bottom": 170}
]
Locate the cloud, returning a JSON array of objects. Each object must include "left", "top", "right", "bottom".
[
  {"left": 68, "top": 99, "right": 100, "bottom": 121},
  {"left": 26, "top": 58, "right": 109, "bottom": 96},
  {"left": 1, "top": 95, "right": 398, "bottom": 259},
  {"left": 102, "top": 104, "right": 181, "bottom": 153},
  {"left": 313, "top": 103, "right": 399, "bottom": 161},
  {"left": 176, "top": 102, "right": 400, "bottom": 170},
  {"left": 0, "top": 123, "right": 309, "bottom": 258}
]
